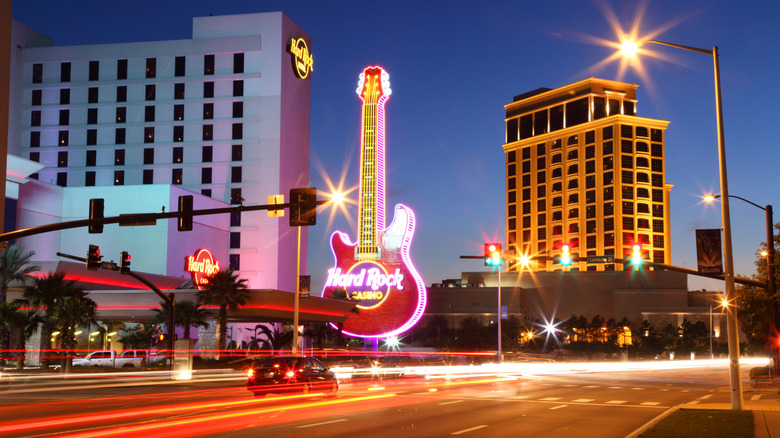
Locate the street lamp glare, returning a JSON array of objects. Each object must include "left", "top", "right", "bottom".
[
  {"left": 331, "top": 191, "right": 344, "bottom": 205},
  {"left": 704, "top": 194, "right": 718, "bottom": 202},
  {"left": 620, "top": 40, "right": 641, "bottom": 57}
]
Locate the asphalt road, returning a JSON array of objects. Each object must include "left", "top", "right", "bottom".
[{"left": 0, "top": 364, "right": 772, "bottom": 437}]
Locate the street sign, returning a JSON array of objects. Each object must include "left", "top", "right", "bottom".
[
  {"left": 501, "top": 305, "right": 508, "bottom": 320},
  {"left": 587, "top": 255, "right": 614, "bottom": 263}
]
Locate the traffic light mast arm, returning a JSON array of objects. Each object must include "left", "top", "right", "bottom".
[{"left": 0, "top": 198, "right": 331, "bottom": 243}]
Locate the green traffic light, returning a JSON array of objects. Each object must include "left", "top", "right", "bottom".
[
  {"left": 561, "top": 244, "right": 571, "bottom": 266},
  {"left": 631, "top": 244, "right": 642, "bottom": 266}
]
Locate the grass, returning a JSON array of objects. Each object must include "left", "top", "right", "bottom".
[{"left": 640, "top": 409, "right": 754, "bottom": 438}]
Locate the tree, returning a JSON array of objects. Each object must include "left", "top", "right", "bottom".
[
  {"left": 454, "top": 317, "right": 491, "bottom": 351},
  {"left": 151, "top": 299, "right": 210, "bottom": 340},
  {"left": 119, "top": 324, "right": 158, "bottom": 350},
  {"left": 248, "top": 324, "right": 293, "bottom": 353},
  {"left": 50, "top": 287, "right": 98, "bottom": 372},
  {"left": 18, "top": 272, "right": 73, "bottom": 370},
  {"left": 7, "top": 306, "right": 44, "bottom": 370},
  {"left": 197, "top": 269, "right": 249, "bottom": 356},
  {"left": 0, "top": 245, "right": 39, "bottom": 366}
]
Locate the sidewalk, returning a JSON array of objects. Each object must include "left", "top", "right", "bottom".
[{"left": 680, "top": 395, "right": 780, "bottom": 438}]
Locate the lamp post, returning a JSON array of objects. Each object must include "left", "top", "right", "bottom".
[
  {"left": 622, "top": 39, "right": 743, "bottom": 410},
  {"left": 706, "top": 194, "right": 777, "bottom": 373}
]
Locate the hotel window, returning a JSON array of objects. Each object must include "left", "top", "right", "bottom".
[
  {"left": 201, "top": 189, "right": 212, "bottom": 197},
  {"left": 146, "top": 58, "right": 156, "bottom": 78},
  {"left": 144, "top": 106, "right": 155, "bottom": 122},
  {"left": 653, "top": 220, "right": 664, "bottom": 233},
  {"left": 175, "top": 56, "right": 186, "bottom": 77},
  {"left": 585, "top": 190, "right": 596, "bottom": 204},
  {"left": 537, "top": 213, "right": 546, "bottom": 226},
  {"left": 204, "top": 54, "right": 215, "bottom": 75},
  {"left": 229, "top": 254, "right": 240, "bottom": 271},
  {"left": 89, "top": 110, "right": 101, "bottom": 128},
  {"left": 621, "top": 124, "right": 633, "bottom": 138},
  {"left": 87, "top": 129, "right": 97, "bottom": 146},
  {"left": 638, "top": 219, "right": 650, "bottom": 229},
  {"left": 551, "top": 182, "right": 562, "bottom": 193},
  {"left": 536, "top": 143, "right": 545, "bottom": 155},
  {"left": 652, "top": 159, "right": 663, "bottom": 172},
  {"left": 202, "top": 167, "right": 212, "bottom": 184},
  {"left": 552, "top": 197, "right": 562, "bottom": 207},
  {"left": 114, "top": 149, "right": 125, "bottom": 165},
  {"left": 88, "top": 60, "right": 99, "bottom": 81},
  {"left": 85, "top": 171, "right": 95, "bottom": 187},
  {"left": 568, "top": 193, "right": 579, "bottom": 204},
  {"left": 637, "top": 172, "right": 649, "bottom": 183},
  {"left": 172, "top": 168, "right": 182, "bottom": 185},
  {"left": 536, "top": 171, "right": 546, "bottom": 184},
  {"left": 230, "top": 188, "right": 243, "bottom": 205},
  {"left": 57, "top": 151, "right": 68, "bottom": 167},
  {"left": 621, "top": 155, "right": 633, "bottom": 168},
  {"left": 603, "top": 156, "right": 613, "bottom": 170},
  {"left": 522, "top": 201, "right": 531, "bottom": 215},
  {"left": 144, "top": 127, "right": 154, "bottom": 143},
  {"left": 203, "top": 146, "right": 213, "bottom": 162},
  {"left": 519, "top": 114, "right": 532, "bottom": 139},
  {"left": 587, "top": 235, "right": 596, "bottom": 249},
  {"left": 551, "top": 153, "right": 561, "bottom": 164},
  {"left": 88, "top": 87, "right": 98, "bottom": 103},
  {"left": 522, "top": 216, "right": 531, "bottom": 228},
  {"left": 521, "top": 147, "right": 531, "bottom": 160},
  {"left": 173, "top": 126, "right": 183, "bottom": 142},
  {"left": 143, "top": 169, "right": 153, "bottom": 184},
  {"left": 143, "top": 148, "right": 154, "bottom": 165},
  {"left": 507, "top": 204, "right": 516, "bottom": 217},
  {"left": 551, "top": 168, "right": 562, "bottom": 179},
  {"left": 637, "top": 187, "right": 650, "bottom": 198},
  {"left": 621, "top": 185, "right": 633, "bottom": 199},
  {"left": 203, "top": 125, "right": 213, "bottom": 141},
  {"left": 507, "top": 163, "right": 516, "bottom": 177},
  {"left": 585, "top": 145, "right": 595, "bottom": 159},
  {"left": 637, "top": 203, "right": 650, "bottom": 214},
  {"left": 552, "top": 225, "right": 562, "bottom": 236},
  {"left": 116, "top": 85, "right": 127, "bottom": 102},
  {"left": 604, "top": 202, "right": 614, "bottom": 216},
  {"left": 174, "top": 83, "right": 185, "bottom": 99},
  {"left": 508, "top": 178, "right": 516, "bottom": 190},
  {"left": 115, "top": 128, "right": 125, "bottom": 145},
  {"left": 56, "top": 173, "right": 67, "bottom": 187},
  {"left": 86, "top": 150, "right": 96, "bottom": 166},
  {"left": 622, "top": 170, "right": 633, "bottom": 184},
  {"left": 507, "top": 191, "right": 516, "bottom": 203},
  {"left": 604, "top": 186, "right": 614, "bottom": 201},
  {"left": 203, "top": 103, "right": 213, "bottom": 119},
  {"left": 636, "top": 142, "right": 649, "bottom": 153},
  {"left": 174, "top": 104, "right": 184, "bottom": 121},
  {"left": 233, "top": 101, "right": 243, "bottom": 118},
  {"left": 234, "top": 53, "right": 244, "bottom": 74},
  {"left": 32, "top": 89, "right": 41, "bottom": 105},
  {"left": 567, "top": 149, "right": 578, "bottom": 160},
  {"left": 59, "top": 110, "right": 69, "bottom": 126},
  {"left": 230, "top": 211, "right": 242, "bottom": 227},
  {"left": 621, "top": 140, "right": 633, "bottom": 154},
  {"left": 586, "top": 220, "right": 597, "bottom": 233},
  {"left": 521, "top": 160, "right": 530, "bottom": 173},
  {"left": 233, "top": 80, "right": 244, "bottom": 97},
  {"left": 604, "top": 232, "right": 615, "bottom": 247},
  {"left": 204, "top": 81, "right": 214, "bottom": 98},
  {"left": 59, "top": 88, "right": 70, "bottom": 105},
  {"left": 568, "top": 208, "right": 579, "bottom": 219},
  {"left": 31, "top": 110, "right": 41, "bottom": 126},
  {"left": 604, "top": 217, "right": 614, "bottom": 231},
  {"left": 117, "top": 59, "right": 128, "bottom": 80},
  {"left": 536, "top": 156, "right": 545, "bottom": 169},
  {"left": 622, "top": 217, "right": 634, "bottom": 230},
  {"left": 651, "top": 143, "right": 663, "bottom": 157},
  {"left": 568, "top": 180, "right": 579, "bottom": 191},
  {"left": 116, "top": 107, "right": 126, "bottom": 123},
  {"left": 60, "top": 62, "right": 71, "bottom": 82},
  {"left": 114, "top": 170, "right": 124, "bottom": 186},
  {"left": 30, "top": 131, "right": 40, "bottom": 147},
  {"left": 232, "top": 145, "right": 242, "bottom": 161},
  {"left": 145, "top": 84, "right": 156, "bottom": 101},
  {"left": 32, "top": 63, "right": 42, "bottom": 83},
  {"left": 622, "top": 202, "right": 634, "bottom": 215},
  {"left": 58, "top": 130, "right": 69, "bottom": 146},
  {"left": 173, "top": 147, "right": 183, "bottom": 163},
  {"left": 652, "top": 189, "right": 663, "bottom": 202},
  {"left": 521, "top": 174, "right": 530, "bottom": 187},
  {"left": 567, "top": 164, "right": 578, "bottom": 175},
  {"left": 232, "top": 123, "right": 243, "bottom": 140},
  {"left": 637, "top": 157, "right": 649, "bottom": 168},
  {"left": 538, "top": 228, "right": 546, "bottom": 240},
  {"left": 585, "top": 205, "right": 596, "bottom": 219},
  {"left": 537, "top": 199, "right": 546, "bottom": 211}
]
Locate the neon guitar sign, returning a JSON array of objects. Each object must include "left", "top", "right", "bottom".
[{"left": 322, "top": 66, "right": 427, "bottom": 338}]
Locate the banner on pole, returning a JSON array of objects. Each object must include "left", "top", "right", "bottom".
[
  {"left": 299, "top": 275, "right": 310, "bottom": 298},
  {"left": 696, "top": 229, "right": 724, "bottom": 275}
]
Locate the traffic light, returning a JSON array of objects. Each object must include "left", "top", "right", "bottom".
[
  {"left": 560, "top": 244, "right": 572, "bottom": 266},
  {"left": 178, "top": 195, "right": 193, "bottom": 231},
  {"left": 120, "top": 251, "right": 131, "bottom": 274},
  {"left": 89, "top": 198, "right": 104, "bottom": 234},
  {"left": 159, "top": 333, "right": 165, "bottom": 342},
  {"left": 86, "top": 244, "right": 101, "bottom": 270},
  {"left": 484, "top": 243, "right": 502, "bottom": 266},
  {"left": 289, "top": 187, "right": 317, "bottom": 227},
  {"left": 631, "top": 244, "right": 642, "bottom": 266}
]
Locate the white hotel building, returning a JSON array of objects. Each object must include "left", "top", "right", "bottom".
[{"left": 7, "top": 12, "right": 312, "bottom": 293}]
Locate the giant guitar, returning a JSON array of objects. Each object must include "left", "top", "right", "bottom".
[{"left": 321, "top": 66, "right": 426, "bottom": 338}]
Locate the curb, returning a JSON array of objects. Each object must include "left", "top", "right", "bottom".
[{"left": 625, "top": 405, "right": 680, "bottom": 438}]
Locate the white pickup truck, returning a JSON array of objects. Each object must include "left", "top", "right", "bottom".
[
  {"left": 118, "top": 349, "right": 167, "bottom": 366},
  {"left": 72, "top": 350, "right": 144, "bottom": 369}
]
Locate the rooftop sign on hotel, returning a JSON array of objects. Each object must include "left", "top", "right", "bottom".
[
  {"left": 287, "top": 37, "right": 314, "bottom": 79},
  {"left": 185, "top": 248, "right": 220, "bottom": 289}
]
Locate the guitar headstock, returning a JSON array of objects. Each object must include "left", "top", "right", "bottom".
[{"left": 356, "top": 66, "right": 391, "bottom": 103}]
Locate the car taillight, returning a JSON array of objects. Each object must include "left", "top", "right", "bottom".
[
  {"left": 247, "top": 369, "right": 254, "bottom": 378},
  {"left": 285, "top": 371, "right": 295, "bottom": 378}
]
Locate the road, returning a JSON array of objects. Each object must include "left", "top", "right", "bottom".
[{"left": 0, "top": 362, "right": 774, "bottom": 437}]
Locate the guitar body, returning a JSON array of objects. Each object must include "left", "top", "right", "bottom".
[{"left": 323, "top": 204, "right": 426, "bottom": 338}]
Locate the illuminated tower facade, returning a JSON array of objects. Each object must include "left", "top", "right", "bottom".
[{"left": 503, "top": 78, "right": 672, "bottom": 271}]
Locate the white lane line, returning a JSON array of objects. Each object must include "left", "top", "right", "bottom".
[
  {"left": 659, "top": 389, "right": 669, "bottom": 392},
  {"left": 681, "top": 390, "right": 690, "bottom": 393},
  {"left": 562, "top": 384, "right": 577, "bottom": 387},
  {"left": 572, "top": 399, "right": 595, "bottom": 403},
  {"left": 606, "top": 400, "right": 627, "bottom": 404},
  {"left": 607, "top": 386, "right": 622, "bottom": 389},
  {"left": 511, "top": 395, "right": 531, "bottom": 399},
  {"left": 549, "top": 404, "right": 568, "bottom": 410},
  {"left": 631, "top": 387, "right": 645, "bottom": 390},
  {"left": 440, "top": 400, "right": 465, "bottom": 405},
  {"left": 641, "top": 402, "right": 661, "bottom": 406},
  {"left": 539, "top": 397, "right": 562, "bottom": 401},
  {"left": 584, "top": 385, "right": 599, "bottom": 388},
  {"left": 751, "top": 394, "right": 764, "bottom": 401},
  {"left": 688, "top": 400, "right": 699, "bottom": 405},
  {"left": 699, "top": 394, "right": 712, "bottom": 400},
  {"left": 451, "top": 425, "right": 488, "bottom": 435},
  {"left": 296, "top": 419, "right": 348, "bottom": 428}
]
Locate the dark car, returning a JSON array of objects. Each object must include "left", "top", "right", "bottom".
[{"left": 246, "top": 356, "right": 338, "bottom": 397}]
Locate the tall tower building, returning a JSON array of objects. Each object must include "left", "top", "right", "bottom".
[{"left": 503, "top": 78, "right": 672, "bottom": 271}]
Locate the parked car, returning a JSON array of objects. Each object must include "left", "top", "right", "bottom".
[
  {"left": 119, "top": 349, "right": 167, "bottom": 366},
  {"left": 246, "top": 356, "right": 338, "bottom": 397},
  {"left": 72, "top": 350, "right": 144, "bottom": 368}
]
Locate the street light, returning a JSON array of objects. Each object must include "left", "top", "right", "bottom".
[
  {"left": 705, "top": 193, "right": 777, "bottom": 372},
  {"left": 621, "top": 38, "right": 743, "bottom": 410}
]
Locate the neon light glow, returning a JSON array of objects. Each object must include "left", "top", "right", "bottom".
[{"left": 185, "top": 248, "right": 220, "bottom": 289}]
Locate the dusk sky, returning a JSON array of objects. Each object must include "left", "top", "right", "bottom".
[{"left": 12, "top": 0, "right": 780, "bottom": 294}]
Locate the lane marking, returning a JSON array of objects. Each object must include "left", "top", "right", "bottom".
[
  {"left": 549, "top": 404, "right": 568, "bottom": 410},
  {"left": 297, "top": 419, "right": 348, "bottom": 428},
  {"left": 607, "top": 386, "right": 622, "bottom": 389},
  {"left": 641, "top": 402, "right": 661, "bottom": 406},
  {"left": 688, "top": 400, "right": 699, "bottom": 405},
  {"left": 606, "top": 400, "right": 627, "bottom": 404},
  {"left": 659, "top": 389, "right": 669, "bottom": 392},
  {"left": 539, "top": 397, "right": 562, "bottom": 401},
  {"left": 681, "top": 390, "right": 690, "bottom": 393},
  {"left": 699, "top": 394, "right": 712, "bottom": 400},
  {"left": 440, "top": 400, "right": 465, "bottom": 405},
  {"left": 631, "top": 387, "right": 645, "bottom": 391},
  {"left": 510, "top": 395, "right": 531, "bottom": 400},
  {"left": 751, "top": 394, "right": 763, "bottom": 401},
  {"left": 562, "top": 384, "right": 577, "bottom": 387},
  {"left": 572, "top": 399, "right": 594, "bottom": 403},
  {"left": 584, "top": 385, "right": 599, "bottom": 388},
  {"left": 451, "top": 425, "right": 488, "bottom": 435}
]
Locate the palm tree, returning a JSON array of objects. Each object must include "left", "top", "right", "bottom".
[
  {"left": 0, "top": 302, "right": 19, "bottom": 366},
  {"left": 248, "top": 324, "right": 293, "bottom": 354},
  {"left": 19, "top": 272, "right": 79, "bottom": 370},
  {"left": 197, "top": 269, "right": 249, "bottom": 356},
  {"left": 0, "top": 245, "right": 39, "bottom": 366},
  {"left": 150, "top": 299, "right": 210, "bottom": 340},
  {"left": 51, "top": 288, "right": 98, "bottom": 373},
  {"left": 8, "top": 307, "right": 44, "bottom": 370}
]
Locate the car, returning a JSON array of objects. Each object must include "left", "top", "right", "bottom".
[{"left": 246, "top": 356, "right": 338, "bottom": 398}]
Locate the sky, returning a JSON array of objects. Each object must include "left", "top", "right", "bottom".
[{"left": 11, "top": 0, "right": 780, "bottom": 295}]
